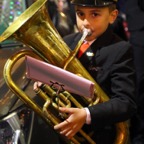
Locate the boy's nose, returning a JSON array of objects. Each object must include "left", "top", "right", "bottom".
[{"left": 83, "top": 19, "right": 90, "bottom": 27}]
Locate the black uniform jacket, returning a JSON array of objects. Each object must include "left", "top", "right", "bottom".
[{"left": 63, "top": 26, "right": 137, "bottom": 144}]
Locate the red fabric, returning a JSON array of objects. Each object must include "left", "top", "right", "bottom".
[{"left": 78, "top": 42, "right": 89, "bottom": 58}]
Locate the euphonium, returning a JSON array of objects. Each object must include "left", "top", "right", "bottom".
[{"left": 0, "top": 0, "right": 129, "bottom": 143}]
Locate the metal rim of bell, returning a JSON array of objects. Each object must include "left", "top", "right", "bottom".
[{"left": 71, "top": 0, "right": 117, "bottom": 7}]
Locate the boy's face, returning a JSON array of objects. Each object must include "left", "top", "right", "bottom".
[{"left": 75, "top": 6, "right": 118, "bottom": 41}]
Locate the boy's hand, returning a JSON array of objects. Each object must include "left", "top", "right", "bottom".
[
  {"left": 54, "top": 107, "right": 87, "bottom": 139},
  {"left": 33, "top": 81, "right": 43, "bottom": 91}
]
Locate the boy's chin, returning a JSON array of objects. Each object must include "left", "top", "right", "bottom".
[{"left": 85, "top": 35, "right": 95, "bottom": 41}]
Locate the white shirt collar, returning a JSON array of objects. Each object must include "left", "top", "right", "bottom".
[{"left": 84, "top": 39, "right": 96, "bottom": 45}]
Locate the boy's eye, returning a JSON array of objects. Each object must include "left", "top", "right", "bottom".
[
  {"left": 91, "top": 12, "right": 99, "bottom": 17},
  {"left": 77, "top": 12, "right": 84, "bottom": 17}
]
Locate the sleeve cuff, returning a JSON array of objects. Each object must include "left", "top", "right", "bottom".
[{"left": 84, "top": 107, "right": 91, "bottom": 125}]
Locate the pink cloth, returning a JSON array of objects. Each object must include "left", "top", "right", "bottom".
[{"left": 25, "top": 56, "right": 95, "bottom": 98}]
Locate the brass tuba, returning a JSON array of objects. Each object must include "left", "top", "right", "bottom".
[{"left": 0, "top": 0, "right": 129, "bottom": 143}]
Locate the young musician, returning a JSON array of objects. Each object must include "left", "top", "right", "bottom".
[{"left": 53, "top": 0, "right": 137, "bottom": 143}]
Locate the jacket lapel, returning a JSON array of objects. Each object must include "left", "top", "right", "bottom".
[{"left": 69, "top": 33, "right": 82, "bottom": 51}]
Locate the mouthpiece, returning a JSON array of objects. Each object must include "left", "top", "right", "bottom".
[{"left": 83, "top": 28, "right": 92, "bottom": 36}]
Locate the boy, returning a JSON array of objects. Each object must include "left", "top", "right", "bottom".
[{"left": 53, "top": 0, "right": 137, "bottom": 143}]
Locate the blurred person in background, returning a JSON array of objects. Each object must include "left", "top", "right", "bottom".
[
  {"left": 112, "top": 0, "right": 130, "bottom": 41},
  {"left": 47, "top": 0, "right": 77, "bottom": 37},
  {"left": 32, "top": 0, "right": 77, "bottom": 37},
  {"left": 125, "top": 0, "right": 144, "bottom": 143}
]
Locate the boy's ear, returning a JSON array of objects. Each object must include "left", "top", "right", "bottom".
[{"left": 109, "top": 10, "right": 118, "bottom": 24}]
